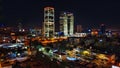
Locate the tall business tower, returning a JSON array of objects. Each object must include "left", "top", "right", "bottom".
[
  {"left": 59, "top": 12, "right": 74, "bottom": 36},
  {"left": 44, "top": 7, "right": 55, "bottom": 38}
]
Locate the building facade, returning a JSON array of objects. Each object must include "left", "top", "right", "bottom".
[
  {"left": 59, "top": 12, "right": 74, "bottom": 36},
  {"left": 76, "top": 25, "right": 83, "bottom": 33},
  {"left": 43, "top": 7, "right": 55, "bottom": 38}
]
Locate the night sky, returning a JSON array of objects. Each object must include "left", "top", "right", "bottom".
[{"left": 1, "top": 0, "right": 120, "bottom": 29}]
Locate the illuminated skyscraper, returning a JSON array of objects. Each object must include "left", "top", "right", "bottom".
[
  {"left": 44, "top": 7, "right": 55, "bottom": 38},
  {"left": 59, "top": 12, "right": 74, "bottom": 36}
]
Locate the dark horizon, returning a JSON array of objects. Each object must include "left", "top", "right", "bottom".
[{"left": 1, "top": 0, "right": 120, "bottom": 29}]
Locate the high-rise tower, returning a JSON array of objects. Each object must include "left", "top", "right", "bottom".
[
  {"left": 59, "top": 12, "right": 74, "bottom": 36},
  {"left": 44, "top": 7, "right": 55, "bottom": 38}
]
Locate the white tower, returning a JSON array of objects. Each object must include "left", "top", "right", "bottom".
[
  {"left": 60, "top": 12, "right": 74, "bottom": 36},
  {"left": 44, "top": 7, "right": 55, "bottom": 38}
]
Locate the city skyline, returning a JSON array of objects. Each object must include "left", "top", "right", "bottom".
[
  {"left": 0, "top": 1, "right": 120, "bottom": 68},
  {"left": 1, "top": 0, "right": 120, "bottom": 29}
]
